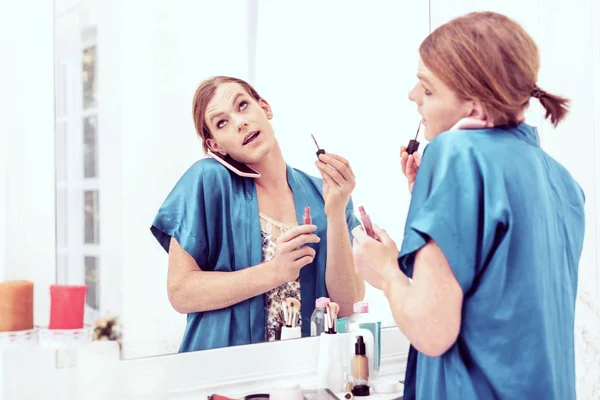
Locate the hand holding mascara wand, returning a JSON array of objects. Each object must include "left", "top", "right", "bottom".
[
  {"left": 311, "top": 134, "right": 346, "bottom": 173},
  {"left": 406, "top": 122, "right": 421, "bottom": 155},
  {"left": 311, "top": 134, "right": 326, "bottom": 158},
  {"left": 401, "top": 123, "right": 423, "bottom": 194}
]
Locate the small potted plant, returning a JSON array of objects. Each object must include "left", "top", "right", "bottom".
[{"left": 92, "top": 315, "right": 123, "bottom": 358}]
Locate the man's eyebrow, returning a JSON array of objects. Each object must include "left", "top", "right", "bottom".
[
  {"left": 208, "top": 93, "right": 245, "bottom": 124},
  {"left": 417, "top": 74, "right": 433, "bottom": 86}
]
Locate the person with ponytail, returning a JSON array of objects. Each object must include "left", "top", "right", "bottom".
[{"left": 351, "top": 11, "right": 584, "bottom": 399}]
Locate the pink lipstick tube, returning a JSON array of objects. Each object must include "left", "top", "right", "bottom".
[
  {"left": 358, "top": 206, "right": 376, "bottom": 239},
  {"left": 303, "top": 206, "right": 312, "bottom": 225}
]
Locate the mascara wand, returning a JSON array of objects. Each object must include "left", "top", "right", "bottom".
[
  {"left": 406, "top": 123, "right": 421, "bottom": 155},
  {"left": 311, "top": 134, "right": 326, "bottom": 158}
]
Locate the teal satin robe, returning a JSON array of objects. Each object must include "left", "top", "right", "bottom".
[
  {"left": 399, "top": 124, "right": 585, "bottom": 399},
  {"left": 151, "top": 158, "right": 360, "bottom": 352}
]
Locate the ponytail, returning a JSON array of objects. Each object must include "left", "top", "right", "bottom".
[{"left": 532, "top": 87, "right": 570, "bottom": 127}]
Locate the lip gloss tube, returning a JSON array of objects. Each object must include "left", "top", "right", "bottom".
[
  {"left": 358, "top": 206, "right": 376, "bottom": 239},
  {"left": 303, "top": 206, "right": 312, "bottom": 225}
]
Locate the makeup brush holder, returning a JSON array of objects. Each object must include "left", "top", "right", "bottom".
[
  {"left": 317, "top": 332, "right": 346, "bottom": 392},
  {"left": 280, "top": 326, "right": 301, "bottom": 341}
]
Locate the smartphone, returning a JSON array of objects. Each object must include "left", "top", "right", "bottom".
[
  {"left": 207, "top": 150, "right": 261, "bottom": 178},
  {"left": 358, "top": 205, "right": 377, "bottom": 240}
]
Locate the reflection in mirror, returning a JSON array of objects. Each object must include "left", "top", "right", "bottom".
[{"left": 53, "top": 1, "right": 428, "bottom": 360}]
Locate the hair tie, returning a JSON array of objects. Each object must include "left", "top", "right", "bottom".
[{"left": 531, "top": 87, "right": 545, "bottom": 99}]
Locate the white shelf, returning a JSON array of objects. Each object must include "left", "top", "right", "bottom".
[
  {"left": 38, "top": 325, "right": 93, "bottom": 349},
  {"left": 0, "top": 327, "right": 39, "bottom": 350}
]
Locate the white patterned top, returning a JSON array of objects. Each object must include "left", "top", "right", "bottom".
[{"left": 260, "top": 213, "right": 302, "bottom": 341}]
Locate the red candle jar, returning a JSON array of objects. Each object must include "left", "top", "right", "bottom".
[{"left": 49, "top": 284, "right": 87, "bottom": 330}]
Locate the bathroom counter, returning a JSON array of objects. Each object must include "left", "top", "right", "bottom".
[
  {"left": 111, "top": 328, "right": 409, "bottom": 399},
  {"left": 300, "top": 382, "right": 404, "bottom": 399}
]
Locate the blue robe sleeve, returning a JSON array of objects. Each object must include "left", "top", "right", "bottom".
[
  {"left": 346, "top": 196, "right": 362, "bottom": 242},
  {"left": 150, "top": 160, "right": 222, "bottom": 271},
  {"left": 398, "top": 132, "right": 503, "bottom": 294}
]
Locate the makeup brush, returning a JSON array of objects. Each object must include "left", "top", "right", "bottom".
[
  {"left": 292, "top": 299, "right": 301, "bottom": 328},
  {"left": 323, "top": 309, "right": 330, "bottom": 333},
  {"left": 325, "top": 305, "right": 331, "bottom": 333},
  {"left": 284, "top": 298, "right": 292, "bottom": 327},
  {"left": 328, "top": 302, "right": 340, "bottom": 334},
  {"left": 406, "top": 123, "right": 421, "bottom": 155},
  {"left": 282, "top": 300, "right": 289, "bottom": 327},
  {"left": 286, "top": 298, "right": 301, "bottom": 328}
]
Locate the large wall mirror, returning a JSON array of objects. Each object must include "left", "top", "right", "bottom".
[{"left": 53, "top": 0, "right": 428, "bottom": 360}]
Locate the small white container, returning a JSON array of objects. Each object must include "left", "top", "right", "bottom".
[
  {"left": 270, "top": 382, "right": 304, "bottom": 400},
  {"left": 370, "top": 378, "right": 400, "bottom": 394},
  {"left": 317, "top": 333, "right": 346, "bottom": 392},
  {"left": 280, "top": 326, "right": 301, "bottom": 341}
]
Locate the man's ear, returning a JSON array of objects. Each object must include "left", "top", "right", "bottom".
[
  {"left": 206, "top": 138, "right": 226, "bottom": 155},
  {"left": 258, "top": 98, "right": 273, "bottom": 120},
  {"left": 451, "top": 100, "right": 493, "bottom": 131},
  {"left": 465, "top": 100, "right": 486, "bottom": 121}
]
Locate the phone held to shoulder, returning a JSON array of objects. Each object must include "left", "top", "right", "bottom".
[{"left": 207, "top": 151, "right": 261, "bottom": 179}]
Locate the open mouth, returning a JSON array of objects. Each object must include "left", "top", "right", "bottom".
[{"left": 243, "top": 130, "right": 260, "bottom": 145}]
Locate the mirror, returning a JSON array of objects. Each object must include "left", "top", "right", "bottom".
[{"left": 52, "top": 0, "right": 429, "bottom": 360}]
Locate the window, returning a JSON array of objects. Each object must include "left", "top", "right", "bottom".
[
  {"left": 54, "top": 42, "right": 100, "bottom": 319},
  {"left": 54, "top": 59, "right": 70, "bottom": 288},
  {"left": 84, "top": 256, "right": 99, "bottom": 310},
  {"left": 84, "top": 190, "right": 99, "bottom": 245},
  {"left": 82, "top": 46, "right": 97, "bottom": 109},
  {"left": 81, "top": 44, "right": 100, "bottom": 316},
  {"left": 83, "top": 116, "right": 97, "bottom": 179}
]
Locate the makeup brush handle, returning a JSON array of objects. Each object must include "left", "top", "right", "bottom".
[{"left": 282, "top": 301, "right": 289, "bottom": 325}]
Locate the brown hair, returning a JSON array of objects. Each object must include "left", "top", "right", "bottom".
[
  {"left": 420, "top": 11, "right": 569, "bottom": 127},
  {"left": 192, "top": 76, "right": 262, "bottom": 153}
]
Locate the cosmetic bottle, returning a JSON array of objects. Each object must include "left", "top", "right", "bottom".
[
  {"left": 352, "top": 336, "right": 370, "bottom": 397},
  {"left": 347, "top": 302, "right": 381, "bottom": 378},
  {"left": 310, "top": 297, "right": 330, "bottom": 336}
]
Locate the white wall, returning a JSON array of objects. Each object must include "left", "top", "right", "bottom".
[
  {"left": 254, "top": 0, "right": 429, "bottom": 325},
  {"left": 0, "top": 0, "right": 59, "bottom": 398},
  {"left": 1, "top": 0, "right": 56, "bottom": 325},
  {"left": 0, "top": 10, "right": 6, "bottom": 392}
]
